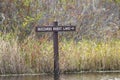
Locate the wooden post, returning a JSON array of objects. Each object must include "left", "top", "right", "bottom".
[
  {"left": 53, "top": 21, "right": 60, "bottom": 78},
  {"left": 36, "top": 21, "right": 76, "bottom": 80}
]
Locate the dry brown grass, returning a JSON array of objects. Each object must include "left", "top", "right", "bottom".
[{"left": 0, "top": 35, "right": 120, "bottom": 74}]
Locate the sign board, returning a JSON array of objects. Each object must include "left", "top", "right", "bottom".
[
  {"left": 36, "top": 21, "right": 76, "bottom": 79},
  {"left": 36, "top": 26, "right": 76, "bottom": 32}
]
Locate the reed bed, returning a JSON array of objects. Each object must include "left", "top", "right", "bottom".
[
  {"left": 60, "top": 39, "right": 120, "bottom": 72},
  {"left": 0, "top": 35, "right": 120, "bottom": 74}
]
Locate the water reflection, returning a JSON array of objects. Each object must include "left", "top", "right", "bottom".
[
  {"left": 54, "top": 74, "right": 60, "bottom": 80},
  {"left": 0, "top": 73, "right": 120, "bottom": 80},
  {"left": 0, "top": 75, "right": 54, "bottom": 80}
]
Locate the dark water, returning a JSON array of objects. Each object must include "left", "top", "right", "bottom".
[{"left": 0, "top": 73, "right": 120, "bottom": 80}]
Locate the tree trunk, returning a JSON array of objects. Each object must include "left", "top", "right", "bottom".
[
  {"left": 0, "top": 1, "right": 3, "bottom": 13},
  {"left": 118, "top": 6, "right": 120, "bottom": 29}
]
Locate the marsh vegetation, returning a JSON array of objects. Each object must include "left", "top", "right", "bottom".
[{"left": 0, "top": 0, "right": 120, "bottom": 74}]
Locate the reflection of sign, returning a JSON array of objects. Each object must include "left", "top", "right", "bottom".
[{"left": 36, "top": 26, "right": 76, "bottom": 32}]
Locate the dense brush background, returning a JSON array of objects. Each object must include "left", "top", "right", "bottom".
[
  {"left": 0, "top": 0, "right": 120, "bottom": 40},
  {"left": 0, "top": 0, "right": 120, "bottom": 74}
]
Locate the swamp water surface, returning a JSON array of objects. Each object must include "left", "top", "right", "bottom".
[{"left": 0, "top": 73, "right": 120, "bottom": 80}]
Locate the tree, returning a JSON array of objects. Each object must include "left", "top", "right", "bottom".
[{"left": 112, "top": 0, "right": 120, "bottom": 29}]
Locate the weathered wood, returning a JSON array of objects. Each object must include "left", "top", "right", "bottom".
[
  {"left": 53, "top": 21, "right": 59, "bottom": 77},
  {"left": 36, "top": 21, "right": 75, "bottom": 79},
  {"left": 36, "top": 26, "right": 75, "bottom": 32}
]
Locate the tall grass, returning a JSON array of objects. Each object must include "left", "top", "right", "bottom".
[
  {"left": 60, "top": 39, "right": 120, "bottom": 72},
  {"left": 0, "top": 34, "right": 120, "bottom": 74},
  {"left": 0, "top": 36, "right": 26, "bottom": 74}
]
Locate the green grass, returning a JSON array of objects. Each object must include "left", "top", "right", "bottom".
[{"left": 0, "top": 34, "right": 120, "bottom": 74}]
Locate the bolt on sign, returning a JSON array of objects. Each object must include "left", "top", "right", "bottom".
[{"left": 36, "top": 21, "right": 76, "bottom": 79}]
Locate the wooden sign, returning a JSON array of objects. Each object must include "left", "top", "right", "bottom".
[
  {"left": 36, "top": 21, "right": 76, "bottom": 79},
  {"left": 36, "top": 26, "right": 75, "bottom": 32}
]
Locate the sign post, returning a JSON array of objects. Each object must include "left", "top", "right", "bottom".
[
  {"left": 36, "top": 21, "right": 76, "bottom": 79},
  {"left": 53, "top": 22, "right": 59, "bottom": 77}
]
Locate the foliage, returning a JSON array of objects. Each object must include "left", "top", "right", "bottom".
[
  {"left": 113, "top": 0, "right": 120, "bottom": 3},
  {"left": 0, "top": 0, "right": 120, "bottom": 74},
  {"left": 0, "top": 0, "right": 120, "bottom": 41},
  {"left": 0, "top": 34, "right": 120, "bottom": 74}
]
